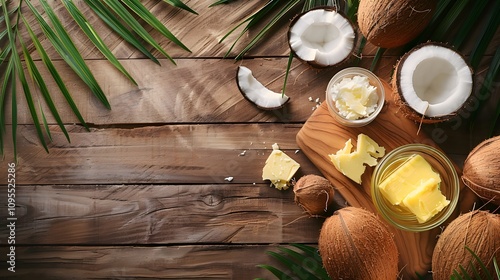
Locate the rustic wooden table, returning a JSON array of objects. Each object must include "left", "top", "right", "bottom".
[{"left": 0, "top": 1, "right": 498, "bottom": 279}]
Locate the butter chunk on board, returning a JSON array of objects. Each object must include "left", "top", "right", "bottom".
[{"left": 329, "top": 133, "right": 385, "bottom": 184}]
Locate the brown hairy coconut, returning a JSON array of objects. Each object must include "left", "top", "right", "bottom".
[
  {"left": 432, "top": 210, "right": 500, "bottom": 280},
  {"left": 462, "top": 136, "right": 500, "bottom": 205},
  {"left": 288, "top": 6, "right": 356, "bottom": 68},
  {"left": 293, "top": 174, "right": 335, "bottom": 216},
  {"left": 357, "top": 0, "right": 436, "bottom": 48},
  {"left": 319, "top": 207, "right": 399, "bottom": 280},
  {"left": 392, "top": 42, "right": 473, "bottom": 124}
]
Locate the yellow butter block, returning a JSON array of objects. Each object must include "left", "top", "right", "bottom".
[
  {"left": 262, "top": 144, "right": 300, "bottom": 190},
  {"left": 329, "top": 134, "right": 385, "bottom": 184},
  {"left": 379, "top": 154, "right": 441, "bottom": 205},
  {"left": 402, "top": 177, "right": 450, "bottom": 223}
]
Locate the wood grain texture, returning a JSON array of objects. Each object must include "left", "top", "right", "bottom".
[
  {"left": 0, "top": 184, "right": 323, "bottom": 244},
  {"left": 2, "top": 123, "right": 322, "bottom": 184},
  {"left": 2, "top": 1, "right": 498, "bottom": 279},
  {"left": 296, "top": 82, "right": 479, "bottom": 278},
  {"left": 5, "top": 57, "right": 401, "bottom": 126},
  {"left": 0, "top": 245, "right": 297, "bottom": 279}
]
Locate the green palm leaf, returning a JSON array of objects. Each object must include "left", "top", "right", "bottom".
[
  {"left": 82, "top": 0, "right": 160, "bottom": 65},
  {"left": 8, "top": 61, "right": 16, "bottom": 158},
  {"left": 257, "top": 264, "right": 292, "bottom": 280},
  {"left": 430, "top": 0, "right": 471, "bottom": 41},
  {"left": 0, "top": 59, "right": 14, "bottom": 157},
  {"left": 451, "top": 0, "right": 489, "bottom": 48},
  {"left": 10, "top": 30, "right": 48, "bottom": 153},
  {"left": 256, "top": 244, "right": 329, "bottom": 280},
  {"left": 25, "top": 0, "right": 111, "bottom": 109},
  {"left": 234, "top": 0, "right": 301, "bottom": 60},
  {"left": 162, "top": 0, "right": 197, "bottom": 14},
  {"left": 219, "top": 0, "right": 287, "bottom": 57},
  {"left": 209, "top": 0, "right": 235, "bottom": 7},
  {"left": 101, "top": 0, "right": 176, "bottom": 64},
  {"left": 20, "top": 36, "right": 70, "bottom": 142},
  {"left": 22, "top": 15, "right": 89, "bottom": 131},
  {"left": 119, "top": 0, "right": 191, "bottom": 53},
  {"left": 2, "top": 0, "right": 195, "bottom": 157},
  {"left": 468, "top": 0, "right": 500, "bottom": 69},
  {"left": 61, "top": 0, "right": 137, "bottom": 86}
]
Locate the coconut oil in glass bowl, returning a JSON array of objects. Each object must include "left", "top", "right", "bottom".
[
  {"left": 371, "top": 144, "right": 460, "bottom": 232},
  {"left": 326, "top": 67, "right": 385, "bottom": 127}
]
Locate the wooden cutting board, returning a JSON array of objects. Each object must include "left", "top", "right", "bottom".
[{"left": 296, "top": 81, "right": 476, "bottom": 278}]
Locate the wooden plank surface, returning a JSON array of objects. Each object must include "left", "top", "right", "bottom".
[
  {"left": 0, "top": 245, "right": 304, "bottom": 279},
  {"left": 1, "top": 0, "right": 499, "bottom": 279},
  {"left": 0, "top": 184, "right": 323, "bottom": 244},
  {"left": 3, "top": 124, "right": 323, "bottom": 185}
]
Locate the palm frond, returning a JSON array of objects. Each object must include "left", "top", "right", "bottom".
[
  {"left": 119, "top": 0, "right": 191, "bottom": 53},
  {"left": 162, "top": 0, "right": 197, "bottom": 14},
  {"left": 1, "top": 0, "right": 195, "bottom": 156},
  {"left": 83, "top": 0, "right": 160, "bottom": 65},
  {"left": 233, "top": 0, "right": 301, "bottom": 60},
  {"left": 11, "top": 34, "right": 48, "bottom": 153},
  {"left": 430, "top": 0, "right": 471, "bottom": 41},
  {"left": 219, "top": 0, "right": 288, "bottom": 58},
  {"left": 256, "top": 244, "right": 328, "bottom": 280},
  {"left": 0, "top": 59, "right": 14, "bottom": 158},
  {"left": 61, "top": 0, "right": 137, "bottom": 86},
  {"left": 101, "top": 0, "right": 177, "bottom": 64},
  {"left": 468, "top": 0, "right": 500, "bottom": 69},
  {"left": 21, "top": 14, "right": 89, "bottom": 131},
  {"left": 26, "top": 0, "right": 111, "bottom": 109},
  {"left": 209, "top": 0, "right": 236, "bottom": 7},
  {"left": 451, "top": 0, "right": 489, "bottom": 48},
  {"left": 20, "top": 36, "right": 70, "bottom": 142}
]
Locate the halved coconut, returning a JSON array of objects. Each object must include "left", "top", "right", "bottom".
[
  {"left": 288, "top": 7, "right": 356, "bottom": 68},
  {"left": 236, "top": 66, "right": 290, "bottom": 110},
  {"left": 393, "top": 43, "right": 473, "bottom": 123}
]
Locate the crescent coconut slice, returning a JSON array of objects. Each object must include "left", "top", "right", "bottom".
[
  {"left": 395, "top": 43, "right": 473, "bottom": 122},
  {"left": 236, "top": 66, "right": 290, "bottom": 110},
  {"left": 288, "top": 7, "right": 356, "bottom": 68}
]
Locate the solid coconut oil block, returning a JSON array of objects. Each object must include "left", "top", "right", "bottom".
[
  {"left": 379, "top": 154, "right": 450, "bottom": 223},
  {"left": 329, "top": 75, "right": 379, "bottom": 120},
  {"left": 329, "top": 134, "right": 385, "bottom": 184},
  {"left": 262, "top": 143, "right": 300, "bottom": 190}
]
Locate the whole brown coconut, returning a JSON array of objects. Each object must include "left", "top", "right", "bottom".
[
  {"left": 358, "top": 0, "right": 436, "bottom": 48},
  {"left": 319, "top": 207, "right": 399, "bottom": 280},
  {"left": 293, "top": 175, "right": 335, "bottom": 216},
  {"left": 462, "top": 136, "right": 500, "bottom": 206},
  {"left": 432, "top": 210, "right": 500, "bottom": 280}
]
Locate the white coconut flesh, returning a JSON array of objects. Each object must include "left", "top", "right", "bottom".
[
  {"left": 237, "top": 66, "right": 289, "bottom": 109},
  {"left": 399, "top": 45, "right": 473, "bottom": 117},
  {"left": 289, "top": 9, "right": 355, "bottom": 67}
]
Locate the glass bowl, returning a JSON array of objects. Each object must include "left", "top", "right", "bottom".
[
  {"left": 325, "top": 67, "right": 385, "bottom": 127},
  {"left": 371, "top": 144, "right": 460, "bottom": 232}
]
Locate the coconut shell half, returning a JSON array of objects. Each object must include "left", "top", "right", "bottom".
[
  {"left": 392, "top": 42, "right": 474, "bottom": 124},
  {"left": 288, "top": 6, "right": 356, "bottom": 68}
]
